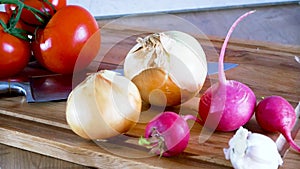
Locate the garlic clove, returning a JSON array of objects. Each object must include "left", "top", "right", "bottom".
[
  {"left": 246, "top": 133, "right": 283, "bottom": 165},
  {"left": 224, "top": 127, "right": 283, "bottom": 169},
  {"left": 66, "top": 70, "right": 142, "bottom": 140}
]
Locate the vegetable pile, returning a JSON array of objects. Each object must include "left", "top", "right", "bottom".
[
  {"left": 63, "top": 10, "right": 299, "bottom": 164},
  {"left": 138, "top": 11, "right": 298, "bottom": 161},
  {"left": 0, "top": 0, "right": 99, "bottom": 78},
  {"left": 0, "top": 0, "right": 298, "bottom": 166}
]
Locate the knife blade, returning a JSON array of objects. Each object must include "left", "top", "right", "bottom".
[
  {"left": 207, "top": 62, "right": 238, "bottom": 75},
  {"left": 0, "top": 74, "right": 73, "bottom": 103},
  {"left": 0, "top": 62, "right": 238, "bottom": 103}
]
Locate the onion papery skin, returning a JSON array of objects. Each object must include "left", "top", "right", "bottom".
[
  {"left": 66, "top": 70, "right": 142, "bottom": 140},
  {"left": 131, "top": 68, "right": 196, "bottom": 107},
  {"left": 124, "top": 31, "right": 207, "bottom": 107}
]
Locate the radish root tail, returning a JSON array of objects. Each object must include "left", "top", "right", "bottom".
[
  {"left": 283, "top": 129, "right": 300, "bottom": 152},
  {"left": 218, "top": 10, "right": 256, "bottom": 85}
]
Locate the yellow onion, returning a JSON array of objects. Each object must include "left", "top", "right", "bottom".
[
  {"left": 124, "top": 31, "right": 207, "bottom": 106},
  {"left": 66, "top": 70, "right": 142, "bottom": 140}
]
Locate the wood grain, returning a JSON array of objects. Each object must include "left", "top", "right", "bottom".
[
  {"left": 0, "top": 4, "right": 300, "bottom": 168},
  {"left": 0, "top": 144, "right": 89, "bottom": 169},
  {"left": 0, "top": 27, "right": 299, "bottom": 168}
]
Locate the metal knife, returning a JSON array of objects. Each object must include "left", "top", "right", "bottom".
[
  {"left": 0, "top": 62, "right": 238, "bottom": 103},
  {"left": 207, "top": 62, "right": 238, "bottom": 75},
  {"left": 0, "top": 74, "right": 73, "bottom": 103}
]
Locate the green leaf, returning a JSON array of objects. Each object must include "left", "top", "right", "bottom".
[{"left": 138, "top": 136, "right": 151, "bottom": 146}]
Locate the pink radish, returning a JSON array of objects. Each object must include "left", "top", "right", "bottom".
[
  {"left": 139, "top": 111, "right": 199, "bottom": 157},
  {"left": 198, "top": 11, "right": 257, "bottom": 132},
  {"left": 255, "top": 96, "right": 300, "bottom": 152}
]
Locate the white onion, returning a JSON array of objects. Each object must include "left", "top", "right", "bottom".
[
  {"left": 66, "top": 70, "right": 142, "bottom": 140},
  {"left": 124, "top": 31, "right": 207, "bottom": 106}
]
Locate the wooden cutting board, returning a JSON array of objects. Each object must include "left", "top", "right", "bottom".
[{"left": 0, "top": 26, "right": 299, "bottom": 168}]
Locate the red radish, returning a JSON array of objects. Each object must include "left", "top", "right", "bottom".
[
  {"left": 255, "top": 96, "right": 300, "bottom": 152},
  {"left": 139, "top": 111, "right": 199, "bottom": 157},
  {"left": 198, "top": 11, "right": 257, "bottom": 132}
]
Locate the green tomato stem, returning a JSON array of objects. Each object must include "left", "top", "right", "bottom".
[
  {"left": 0, "top": 0, "right": 55, "bottom": 41},
  {"left": 0, "top": 0, "right": 51, "bottom": 26},
  {"left": 8, "top": 1, "right": 24, "bottom": 29},
  {"left": 42, "top": 0, "right": 56, "bottom": 14},
  {"left": 0, "top": 20, "right": 7, "bottom": 30}
]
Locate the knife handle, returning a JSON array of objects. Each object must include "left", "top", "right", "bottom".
[{"left": 0, "top": 81, "right": 29, "bottom": 96}]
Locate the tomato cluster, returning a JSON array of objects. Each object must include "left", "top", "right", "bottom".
[{"left": 0, "top": 0, "right": 100, "bottom": 78}]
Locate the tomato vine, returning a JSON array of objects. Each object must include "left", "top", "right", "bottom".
[{"left": 0, "top": 0, "right": 55, "bottom": 40}]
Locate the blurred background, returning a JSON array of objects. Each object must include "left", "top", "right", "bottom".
[
  {"left": 0, "top": 0, "right": 299, "bottom": 45},
  {"left": 0, "top": 0, "right": 298, "bottom": 18}
]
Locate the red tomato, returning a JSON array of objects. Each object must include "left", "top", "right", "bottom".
[
  {"left": 5, "top": 0, "right": 66, "bottom": 26},
  {"left": 0, "top": 12, "right": 31, "bottom": 78},
  {"left": 32, "top": 5, "right": 100, "bottom": 74}
]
